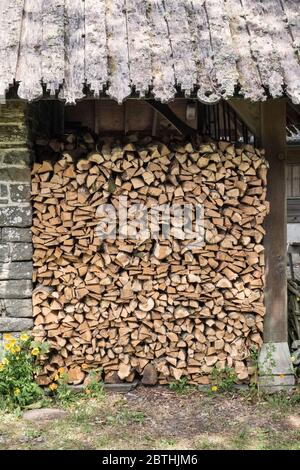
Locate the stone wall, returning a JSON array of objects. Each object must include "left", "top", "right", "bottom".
[{"left": 0, "top": 101, "right": 33, "bottom": 337}]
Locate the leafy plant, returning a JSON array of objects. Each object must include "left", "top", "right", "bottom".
[
  {"left": 49, "top": 370, "right": 76, "bottom": 406},
  {"left": 169, "top": 376, "right": 191, "bottom": 395},
  {"left": 250, "top": 346, "right": 259, "bottom": 363},
  {"left": 210, "top": 366, "right": 237, "bottom": 392},
  {"left": 49, "top": 368, "right": 105, "bottom": 405},
  {"left": 84, "top": 369, "right": 105, "bottom": 399},
  {"left": 0, "top": 333, "right": 49, "bottom": 409}
]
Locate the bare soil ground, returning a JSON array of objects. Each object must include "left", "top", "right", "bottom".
[{"left": 0, "top": 385, "right": 300, "bottom": 450}]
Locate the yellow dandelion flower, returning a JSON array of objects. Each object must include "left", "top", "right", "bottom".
[
  {"left": 0, "top": 364, "right": 4, "bottom": 372},
  {"left": 279, "top": 374, "right": 285, "bottom": 379},
  {"left": 5, "top": 339, "right": 17, "bottom": 351},
  {"left": 2, "top": 358, "right": 9, "bottom": 366},
  {"left": 58, "top": 367, "right": 65, "bottom": 375},
  {"left": 12, "top": 345, "right": 21, "bottom": 354},
  {"left": 31, "top": 347, "right": 39, "bottom": 356},
  {"left": 20, "top": 333, "right": 29, "bottom": 342},
  {"left": 211, "top": 385, "right": 218, "bottom": 392},
  {"left": 14, "top": 388, "right": 21, "bottom": 396},
  {"left": 3, "top": 334, "right": 13, "bottom": 341},
  {"left": 49, "top": 383, "right": 58, "bottom": 392},
  {"left": 85, "top": 389, "right": 91, "bottom": 395}
]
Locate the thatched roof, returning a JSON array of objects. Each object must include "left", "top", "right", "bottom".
[{"left": 0, "top": 0, "right": 299, "bottom": 104}]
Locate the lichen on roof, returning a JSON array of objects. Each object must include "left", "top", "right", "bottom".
[{"left": 0, "top": 0, "right": 299, "bottom": 104}]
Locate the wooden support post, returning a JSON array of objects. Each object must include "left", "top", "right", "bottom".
[
  {"left": 258, "top": 99, "right": 294, "bottom": 391},
  {"left": 260, "top": 99, "right": 287, "bottom": 343}
]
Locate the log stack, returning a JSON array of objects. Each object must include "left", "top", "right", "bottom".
[{"left": 31, "top": 135, "right": 268, "bottom": 385}]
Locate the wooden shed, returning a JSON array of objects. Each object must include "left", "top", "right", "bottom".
[{"left": 0, "top": 0, "right": 299, "bottom": 390}]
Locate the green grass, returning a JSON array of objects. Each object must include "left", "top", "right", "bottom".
[
  {"left": 0, "top": 387, "right": 300, "bottom": 450},
  {"left": 169, "top": 377, "right": 195, "bottom": 395},
  {"left": 106, "top": 409, "right": 146, "bottom": 426}
]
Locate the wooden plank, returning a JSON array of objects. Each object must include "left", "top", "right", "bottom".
[
  {"left": 287, "top": 164, "right": 292, "bottom": 198},
  {"left": 65, "top": 101, "right": 95, "bottom": 130},
  {"left": 0, "top": 0, "right": 24, "bottom": 99},
  {"left": 125, "top": 101, "right": 153, "bottom": 131},
  {"left": 292, "top": 164, "right": 300, "bottom": 197},
  {"left": 84, "top": 0, "right": 108, "bottom": 97},
  {"left": 41, "top": 0, "right": 65, "bottom": 96},
  {"left": 261, "top": 99, "right": 287, "bottom": 343},
  {"left": 204, "top": 0, "right": 239, "bottom": 99},
  {"left": 287, "top": 197, "right": 300, "bottom": 223},
  {"left": 16, "top": 0, "right": 43, "bottom": 100},
  {"left": 241, "top": 0, "right": 284, "bottom": 99},
  {"left": 287, "top": 145, "right": 300, "bottom": 163},
  {"left": 225, "top": 0, "right": 265, "bottom": 101},
  {"left": 125, "top": 0, "right": 152, "bottom": 97},
  {"left": 106, "top": 0, "right": 131, "bottom": 103},
  {"left": 147, "top": 0, "right": 176, "bottom": 103},
  {"left": 163, "top": 0, "right": 197, "bottom": 96},
  {"left": 187, "top": 0, "right": 220, "bottom": 103},
  {"left": 61, "top": 0, "right": 85, "bottom": 103},
  {"left": 96, "top": 100, "right": 125, "bottom": 132}
]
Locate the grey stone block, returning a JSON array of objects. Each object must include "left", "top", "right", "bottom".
[
  {"left": 0, "top": 102, "right": 26, "bottom": 122},
  {"left": 258, "top": 342, "right": 296, "bottom": 392},
  {"left": 0, "top": 199, "right": 9, "bottom": 205},
  {"left": 0, "top": 124, "right": 27, "bottom": 146},
  {"left": 0, "top": 184, "right": 8, "bottom": 197},
  {"left": 0, "top": 261, "right": 32, "bottom": 280},
  {"left": 71, "top": 381, "right": 139, "bottom": 395},
  {"left": 259, "top": 375, "right": 295, "bottom": 388},
  {"left": 0, "top": 243, "right": 10, "bottom": 262},
  {"left": 10, "top": 243, "right": 32, "bottom": 261},
  {"left": 0, "top": 167, "right": 30, "bottom": 183},
  {"left": 0, "top": 205, "right": 32, "bottom": 227},
  {"left": 0, "top": 317, "right": 33, "bottom": 332},
  {"left": 104, "top": 381, "right": 139, "bottom": 393},
  {"left": 23, "top": 408, "right": 67, "bottom": 422},
  {"left": 2, "top": 227, "right": 32, "bottom": 242},
  {"left": 4, "top": 298, "right": 32, "bottom": 317},
  {"left": 0, "top": 280, "right": 32, "bottom": 298},
  {"left": 10, "top": 184, "right": 31, "bottom": 203},
  {"left": 1, "top": 148, "right": 31, "bottom": 166}
]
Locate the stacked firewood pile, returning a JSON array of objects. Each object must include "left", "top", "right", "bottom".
[{"left": 31, "top": 134, "right": 268, "bottom": 385}]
